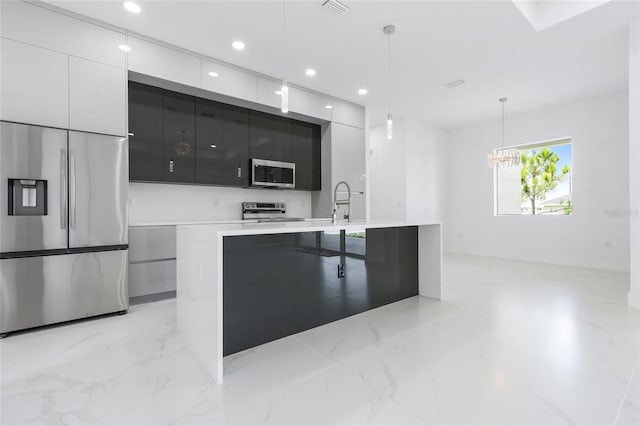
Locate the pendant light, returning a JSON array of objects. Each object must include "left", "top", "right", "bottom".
[
  {"left": 281, "top": 1, "right": 289, "bottom": 113},
  {"left": 383, "top": 25, "right": 395, "bottom": 139},
  {"left": 487, "top": 97, "right": 520, "bottom": 167}
]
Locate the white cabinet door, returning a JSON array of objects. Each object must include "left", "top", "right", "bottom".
[
  {"left": 299, "top": 90, "right": 332, "bottom": 121},
  {"left": 331, "top": 100, "right": 365, "bottom": 129},
  {"left": 0, "top": 1, "right": 126, "bottom": 68},
  {"left": 128, "top": 36, "right": 201, "bottom": 88},
  {"left": 256, "top": 77, "right": 301, "bottom": 112},
  {"left": 69, "top": 57, "right": 126, "bottom": 136},
  {"left": 202, "top": 60, "right": 257, "bottom": 102},
  {"left": 331, "top": 123, "right": 366, "bottom": 193},
  {"left": 0, "top": 38, "right": 68, "bottom": 128}
]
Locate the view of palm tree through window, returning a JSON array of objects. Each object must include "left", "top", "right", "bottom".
[{"left": 495, "top": 140, "right": 572, "bottom": 215}]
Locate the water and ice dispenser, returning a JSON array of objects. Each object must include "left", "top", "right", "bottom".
[{"left": 8, "top": 179, "right": 47, "bottom": 216}]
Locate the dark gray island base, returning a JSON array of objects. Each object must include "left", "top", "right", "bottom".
[
  {"left": 223, "top": 227, "right": 419, "bottom": 355},
  {"left": 177, "top": 221, "right": 442, "bottom": 383}
]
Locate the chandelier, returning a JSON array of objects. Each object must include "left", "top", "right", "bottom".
[{"left": 487, "top": 97, "right": 520, "bottom": 168}]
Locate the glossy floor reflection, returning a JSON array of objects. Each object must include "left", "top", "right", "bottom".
[{"left": 2, "top": 254, "right": 639, "bottom": 425}]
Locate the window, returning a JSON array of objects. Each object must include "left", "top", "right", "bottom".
[{"left": 495, "top": 139, "right": 572, "bottom": 215}]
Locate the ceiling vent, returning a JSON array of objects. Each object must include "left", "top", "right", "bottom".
[
  {"left": 322, "top": 0, "right": 351, "bottom": 15},
  {"left": 445, "top": 79, "right": 466, "bottom": 88}
]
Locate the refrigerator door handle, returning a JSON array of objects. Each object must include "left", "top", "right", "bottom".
[
  {"left": 69, "top": 151, "right": 76, "bottom": 229},
  {"left": 60, "top": 148, "right": 67, "bottom": 229}
]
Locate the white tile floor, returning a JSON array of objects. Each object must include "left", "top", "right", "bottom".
[{"left": 2, "top": 254, "right": 639, "bottom": 425}]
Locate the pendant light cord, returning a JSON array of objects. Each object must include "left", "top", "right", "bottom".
[
  {"left": 283, "top": 0, "right": 287, "bottom": 74},
  {"left": 501, "top": 100, "right": 505, "bottom": 148},
  {"left": 388, "top": 31, "right": 391, "bottom": 114}
]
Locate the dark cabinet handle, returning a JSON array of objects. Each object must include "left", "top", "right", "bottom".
[{"left": 169, "top": 160, "right": 174, "bottom": 173}]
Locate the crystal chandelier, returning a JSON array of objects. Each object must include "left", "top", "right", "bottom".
[{"left": 487, "top": 97, "right": 520, "bottom": 168}]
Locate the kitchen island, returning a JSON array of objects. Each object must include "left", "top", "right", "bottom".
[{"left": 176, "top": 220, "right": 442, "bottom": 383}]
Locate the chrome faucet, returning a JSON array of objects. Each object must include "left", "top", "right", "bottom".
[{"left": 332, "top": 181, "right": 352, "bottom": 224}]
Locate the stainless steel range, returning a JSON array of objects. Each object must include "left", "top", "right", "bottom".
[{"left": 241, "top": 202, "right": 304, "bottom": 223}]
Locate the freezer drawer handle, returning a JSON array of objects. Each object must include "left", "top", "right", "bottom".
[
  {"left": 169, "top": 160, "right": 174, "bottom": 173},
  {"left": 60, "top": 149, "right": 67, "bottom": 229},
  {"left": 69, "top": 151, "right": 77, "bottom": 229}
]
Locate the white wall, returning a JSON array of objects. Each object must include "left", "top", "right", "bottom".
[
  {"left": 405, "top": 120, "right": 446, "bottom": 223},
  {"left": 444, "top": 91, "right": 630, "bottom": 272},
  {"left": 370, "top": 119, "right": 407, "bottom": 220},
  {"left": 129, "top": 183, "right": 311, "bottom": 224},
  {"left": 629, "top": 19, "right": 640, "bottom": 307},
  {"left": 369, "top": 118, "right": 445, "bottom": 223}
]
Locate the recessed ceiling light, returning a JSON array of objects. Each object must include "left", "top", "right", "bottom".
[
  {"left": 305, "top": 68, "right": 316, "bottom": 77},
  {"left": 275, "top": 90, "right": 283, "bottom": 95},
  {"left": 358, "top": 88, "right": 368, "bottom": 95},
  {"left": 232, "top": 41, "right": 245, "bottom": 50},
  {"left": 325, "top": 105, "right": 333, "bottom": 109},
  {"left": 123, "top": 1, "right": 141, "bottom": 13},
  {"left": 208, "top": 71, "right": 219, "bottom": 77},
  {"left": 118, "top": 44, "right": 131, "bottom": 52}
]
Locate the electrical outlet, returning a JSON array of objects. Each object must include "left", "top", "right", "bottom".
[
  {"left": 338, "top": 263, "right": 345, "bottom": 278},
  {"left": 128, "top": 196, "right": 135, "bottom": 206},
  {"left": 213, "top": 197, "right": 219, "bottom": 208},
  {"left": 605, "top": 240, "right": 613, "bottom": 249}
]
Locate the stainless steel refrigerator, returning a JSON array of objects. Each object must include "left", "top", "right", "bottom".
[{"left": 0, "top": 121, "right": 128, "bottom": 336}]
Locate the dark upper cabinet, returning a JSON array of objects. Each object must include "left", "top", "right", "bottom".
[
  {"left": 250, "top": 112, "right": 293, "bottom": 163},
  {"left": 249, "top": 111, "right": 272, "bottom": 160},
  {"left": 224, "top": 105, "right": 250, "bottom": 186},
  {"left": 163, "top": 91, "right": 196, "bottom": 183},
  {"left": 272, "top": 116, "right": 293, "bottom": 162},
  {"left": 128, "top": 81, "right": 319, "bottom": 190},
  {"left": 293, "top": 121, "right": 321, "bottom": 190},
  {"left": 195, "top": 99, "right": 225, "bottom": 185},
  {"left": 128, "top": 82, "right": 164, "bottom": 182}
]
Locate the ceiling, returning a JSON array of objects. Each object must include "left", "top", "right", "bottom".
[{"left": 43, "top": 0, "right": 639, "bottom": 129}]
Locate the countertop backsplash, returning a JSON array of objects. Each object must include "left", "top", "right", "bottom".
[{"left": 128, "top": 182, "right": 312, "bottom": 225}]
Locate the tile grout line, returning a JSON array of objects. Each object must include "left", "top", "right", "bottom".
[{"left": 613, "top": 358, "right": 639, "bottom": 426}]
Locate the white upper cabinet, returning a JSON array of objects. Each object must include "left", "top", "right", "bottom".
[
  {"left": 331, "top": 100, "right": 365, "bottom": 129},
  {"left": 128, "top": 37, "right": 201, "bottom": 88},
  {"left": 0, "top": 38, "right": 69, "bottom": 128},
  {"left": 299, "top": 90, "right": 332, "bottom": 121},
  {"left": 202, "top": 60, "right": 257, "bottom": 102},
  {"left": 256, "top": 77, "right": 302, "bottom": 112},
  {"left": 69, "top": 57, "right": 126, "bottom": 136},
  {"left": 0, "top": 1, "right": 126, "bottom": 68},
  {"left": 331, "top": 123, "right": 366, "bottom": 194}
]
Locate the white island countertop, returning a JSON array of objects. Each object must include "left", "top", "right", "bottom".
[{"left": 176, "top": 219, "right": 440, "bottom": 236}]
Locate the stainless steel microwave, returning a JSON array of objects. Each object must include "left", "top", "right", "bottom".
[{"left": 251, "top": 158, "right": 295, "bottom": 188}]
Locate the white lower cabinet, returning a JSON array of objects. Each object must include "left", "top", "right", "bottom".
[
  {"left": 0, "top": 37, "right": 69, "bottom": 128},
  {"left": 69, "top": 57, "right": 126, "bottom": 136}
]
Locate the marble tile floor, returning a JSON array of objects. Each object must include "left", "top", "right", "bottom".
[{"left": 1, "top": 254, "right": 639, "bottom": 425}]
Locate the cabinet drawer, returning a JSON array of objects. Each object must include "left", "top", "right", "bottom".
[
  {"left": 128, "top": 260, "right": 176, "bottom": 298},
  {"left": 129, "top": 226, "right": 176, "bottom": 262}
]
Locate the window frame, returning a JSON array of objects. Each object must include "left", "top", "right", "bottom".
[{"left": 493, "top": 136, "right": 573, "bottom": 217}]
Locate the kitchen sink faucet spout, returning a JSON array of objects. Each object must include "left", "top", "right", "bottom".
[{"left": 332, "top": 181, "right": 352, "bottom": 224}]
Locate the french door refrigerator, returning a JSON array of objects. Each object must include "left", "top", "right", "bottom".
[{"left": 0, "top": 121, "right": 128, "bottom": 336}]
